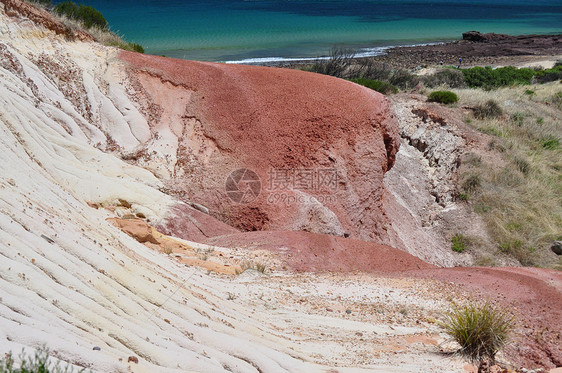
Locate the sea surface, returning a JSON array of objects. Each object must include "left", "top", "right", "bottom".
[{"left": 73, "top": 0, "right": 562, "bottom": 63}]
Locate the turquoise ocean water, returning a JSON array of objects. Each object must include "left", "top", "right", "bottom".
[{"left": 73, "top": 0, "right": 561, "bottom": 63}]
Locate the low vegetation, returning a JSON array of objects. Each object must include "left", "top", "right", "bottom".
[
  {"left": 304, "top": 47, "right": 357, "bottom": 78},
  {"left": 451, "top": 234, "right": 469, "bottom": 253},
  {"left": 303, "top": 49, "right": 560, "bottom": 98},
  {"left": 427, "top": 90, "right": 458, "bottom": 104},
  {"left": 24, "top": 0, "right": 144, "bottom": 53},
  {"left": 0, "top": 346, "right": 85, "bottom": 373},
  {"left": 423, "top": 68, "right": 466, "bottom": 88},
  {"left": 440, "top": 300, "right": 513, "bottom": 365},
  {"left": 462, "top": 66, "right": 535, "bottom": 89},
  {"left": 54, "top": 1, "right": 107, "bottom": 29},
  {"left": 455, "top": 83, "right": 562, "bottom": 268},
  {"left": 237, "top": 260, "right": 267, "bottom": 274},
  {"left": 473, "top": 100, "right": 503, "bottom": 119},
  {"left": 460, "top": 65, "right": 562, "bottom": 89},
  {"left": 424, "top": 65, "right": 562, "bottom": 90},
  {"left": 302, "top": 48, "right": 417, "bottom": 91},
  {"left": 350, "top": 78, "right": 397, "bottom": 94}
]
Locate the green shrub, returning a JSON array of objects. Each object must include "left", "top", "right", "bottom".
[
  {"left": 451, "top": 234, "right": 469, "bottom": 253},
  {"left": 350, "top": 78, "right": 398, "bottom": 94},
  {"left": 129, "top": 43, "right": 145, "bottom": 53},
  {"left": 54, "top": 1, "right": 78, "bottom": 18},
  {"left": 76, "top": 5, "right": 107, "bottom": 29},
  {"left": 440, "top": 300, "right": 513, "bottom": 364},
  {"left": 427, "top": 90, "right": 459, "bottom": 104},
  {"left": 55, "top": 1, "right": 108, "bottom": 29},
  {"left": 533, "top": 65, "right": 562, "bottom": 83},
  {"left": 462, "top": 66, "right": 535, "bottom": 89},
  {"left": 473, "top": 100, "right": 502, "bottom": 119},
  {"left": 423, "top": 69, "right": 466, "bottom": 88}
]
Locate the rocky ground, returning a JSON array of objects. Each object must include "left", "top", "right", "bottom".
[
  {"left": 372, "top": 32, "right": 562, "bottom": 70},
  {"left": 0, "top": 0, "right": 561, "bottom": 372},
  {"left": 274, "top": 31, "right": 562, "bottom": 71}
]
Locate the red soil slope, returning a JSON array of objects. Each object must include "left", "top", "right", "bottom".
[
  {"left": 208, "top": 228, "right": 562, "bottom": 368},
  {"left": 414, "top": 267, "right": 562, "bottom": 369},
  {"left": 206, "top": 230, "right": 434, "bottom": 273},
  {"left": 119, "top": 51, "right": 399, "bottom": 243}
]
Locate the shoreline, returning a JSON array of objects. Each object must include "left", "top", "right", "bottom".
[
  {"left": 221, "top": 41, "right": 450, "bottom": 65},
  {"left": 246, "top": 31, "right": 562, "bottom": 70}
]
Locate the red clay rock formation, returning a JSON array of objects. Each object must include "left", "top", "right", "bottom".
[{"left": 119, "top": 51, "right": 400, "bottom": 243}]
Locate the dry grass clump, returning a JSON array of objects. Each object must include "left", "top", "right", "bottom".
[
  {"left": 440, "top": 300, "right": 513, "bottom": 364},
  {"left": 302, "top": 48, "right": 419, "bottom": 89},
  {"left": 84, "top": 24, "right": 144, "bottom": 52},
  {"left": 236, "top": 260, "right": 267, "bottom": 274},
  {"left": 55, "top": 15, "right": 144, "bottom": 52},
  {"left": 473, "top": 100, "right": 503, "bottom": 119},
  {"left": 423, "top": 68, "right": 466, "bottom": 88},
  {"left": 453, "top": 82, "right": 561, "bottom": 267}
]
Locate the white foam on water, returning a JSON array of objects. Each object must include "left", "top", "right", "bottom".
[{"left": 223, "top": 42, "right": 445, "bottom": 65}]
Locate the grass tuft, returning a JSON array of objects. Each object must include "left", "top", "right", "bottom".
[
  {"left": 473, "top": 100, "right": 503, "bottom": 119},
  {"left": 451, "top": 234, "right": 469, "bottom": 253},
  {"left": 255, "top": 262, "right": 267, "bottom": 273},
  {"left": 440, "top": 300, "right": 513, "bottom": 364}
]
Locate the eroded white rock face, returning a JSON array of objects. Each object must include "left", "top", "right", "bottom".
[
  {"left": 0, "top": 8, "right": 168, "bottom": 218},
  {"left": 383, "top": 95, "right": 499, "bottom": 267}
]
